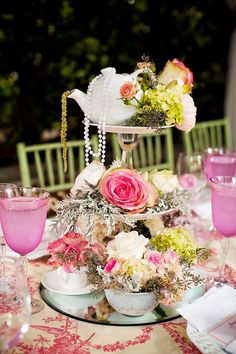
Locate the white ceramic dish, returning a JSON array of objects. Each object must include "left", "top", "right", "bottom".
[
  {"left": 41, "top": 269, "right": 94, "bottom": 295},
  {"left": 186, "top": 323, "right": 227, "bottom": 354}
]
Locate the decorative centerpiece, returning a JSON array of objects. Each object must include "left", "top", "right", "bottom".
[
  {"left": 47, "top": 230, "right": 104, "bottom": 290},
  {"left": 61, "top": 56, "right": 196, "bottom": 168},
  {"left": 85, "top": 230, "right": 203, "bottom": 316},
  {"left": 49, "top": 56, "right": 205, "bottom": 320}
]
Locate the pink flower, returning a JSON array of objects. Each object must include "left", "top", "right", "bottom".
[
  {"left": 120, "top": 81, "right": 136, "bottom": 100},
  {"left": 47, "top": 230, "right": 105, "bottom": 271},
  {"left": 172, "top": 58, "right": 194, "bottom": 87},
  {"left": 63, "top": 261, "right": 78, "bottom": 273},
  {"left": 63, "top": 231, "right": 89, "bottom": 249},
  {"left": 176, "top": 94, "right": 196, "bottom": 132},
  {"left": 144, "top": 250, "right": 164, "bottom": 266},
  {"left": 158, "top": 59, "right": 194, "bottom": 92},
  {"left": 179, "top": 173, "right": 199, "bottom": 189},
  {"left": 104, "top": 258, "right": 121, "bottom": 274},
  {"left": 47, "top": 239, "right": 67, "bottom": 255},
  {"left": 88, "top": 243, "right": 104, "bottom": 256},
  {"left": 99, "top": 168, "right": 149, "bottom": 212},
  {"left": 163, "top": 250, "right": 179, "bottom": 264},
  {"left": 47, "top": 254, "right": 63, "bottom": 267}
]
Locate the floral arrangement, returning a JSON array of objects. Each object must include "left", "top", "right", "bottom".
[
  {"left": 148, "top": 226, "right": 209, "bottom": 266},
  {"left": 60, "top": 56, "right": 196, "bottom": 170},
  {"left": 54, "top": 160, "right": 190, "bottom": 242},
  {"left": 47, "top": 230, "right": 104, "bottom": 272},
  {"left": 122, "top": 56, "right": 196, "bottom": 131},
  {"left": 86, "top": 231, "right": 203, "bottom": 306}
]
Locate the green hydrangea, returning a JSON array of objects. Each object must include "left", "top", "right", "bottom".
[
  {"left": 138, "top": 85, "right": 184, "bottom": 125},
  {"left": 149, "top": 226, "right": 198, "bottom": 264}
]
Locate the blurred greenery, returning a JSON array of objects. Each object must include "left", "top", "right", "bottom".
[{"left": 0, "top": 0, "right": 234, "bottom": 164}]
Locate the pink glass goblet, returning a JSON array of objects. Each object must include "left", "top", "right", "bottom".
[
  {"left": 204, "top": 149, "right": 236, "bottom": 181},
  {"left": 0, "top": 187, "right": 50, "bottom": 314},
  {"left": 209, "top": 176, "right": 236, "bottom": 285},
  {"left": 0, "top": 183, "right": 17, "bottom": 252},
  {"left": 203, "top": 147, "right": 227, "bottom": 180},
  {"left": 0, "top": 183, "right": 17, "bottom": 291}
]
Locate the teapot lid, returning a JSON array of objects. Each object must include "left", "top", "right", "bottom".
[{"left": 100, "top": 67, "right": 116, "bottom": 75}]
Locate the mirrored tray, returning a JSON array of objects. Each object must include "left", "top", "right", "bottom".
[
  {"left": 39, "top": 284, "right": 180, "bottom": 327},
  {"left": 88, "top": 122, "right": 174, "bottom": 134}
]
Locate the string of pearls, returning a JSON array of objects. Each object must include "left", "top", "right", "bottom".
[{"left": 84, "top": 70, "right": 112, "bottom": 166}]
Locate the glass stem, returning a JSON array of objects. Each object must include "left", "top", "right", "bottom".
[
  {"left": 0, "top": 236, "right": 6, "bottom": 288},
  {"left": 121, "top": 150, "right": 133, "bottom": 169},
  {"left": 218, "top": 237, "right": 230, "bottom": 281},
  {"left": 117, "top": 133, "right": 139, "bottom": 169},
  {"left": 19, "top": 255, "right": 29, "bottom": 290}
]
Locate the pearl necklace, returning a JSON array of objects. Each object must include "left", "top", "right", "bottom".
[{"left": 84, "top": 70, "right": 112, "bottom": 166}]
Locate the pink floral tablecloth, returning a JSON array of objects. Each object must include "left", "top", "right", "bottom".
[{"left": 6, "top": 216, "right": 236, "bottom": 354}]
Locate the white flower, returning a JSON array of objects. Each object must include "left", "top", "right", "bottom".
[
  {"left": 70, "top": 160, "right": 106, "bottom": 196},
  {"left": 176, "top": 94, "right": 197, "bottom": 132},
  {"left": 144, "top": 215, "right": 165, "bottom": 236},
  {"left": 106, "top": 231, "right": 148, "bottom": 260},
  {"left": 149, "top": 170, "right": 179, "bottom": 193}
]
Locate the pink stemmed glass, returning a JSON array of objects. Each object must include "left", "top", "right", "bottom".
[
  {"left": 0, "top": 183, "right": 17, "bottom": 252},
  {"left": 0, "top": 187, "right": 50, "bottom": 314},
  {"left": 204, "top": 149, "right": 236, "bottom": 181},
  {"left": 209, "top": 176, "right": 236, "bottom": 284}
]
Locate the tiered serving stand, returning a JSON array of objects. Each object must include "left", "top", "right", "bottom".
[{"left": 40, "top": 124, "right": 180, "bottom": 326}]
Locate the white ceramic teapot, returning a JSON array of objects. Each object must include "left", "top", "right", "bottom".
[{"left": 68, "top": 67, "right": 143, "bottom": 126}]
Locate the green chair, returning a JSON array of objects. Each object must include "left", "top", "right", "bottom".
[
  {"left": 16, "top": 135, "right": 98, "bottom": 192},
  {"left": 110, "top": 128, "right": 175, "bottom": 172},
  {"left": 182, "top": 118, "right": 232, "bottom": 155}
]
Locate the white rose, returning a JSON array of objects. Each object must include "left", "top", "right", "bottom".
[
  {"left": 176, "top": 94, "right": 197, "bottom": 132},
  {"left": 106, "top": 231, "right": 148, "bottom": 260},
  {"left": 70, "top": 160, "right": 106, "bottom": 196},
  {"left": 149, "top": 170, "right": 179, "bottom": 193}
]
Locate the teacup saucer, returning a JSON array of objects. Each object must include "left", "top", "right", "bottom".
[{"left": 41, "top": 269, "right": 94, "bottom": 295}]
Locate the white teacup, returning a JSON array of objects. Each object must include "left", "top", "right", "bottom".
[{"left": 57, "top": 266, "right": 88, "bottom": 290}]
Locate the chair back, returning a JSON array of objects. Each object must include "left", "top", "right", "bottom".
[
  {"left": 16, "top": 136, "right": 98, "bottom": 192},
  {"left": 182, "top": 118, "right": 232, "bottom": 155},
  {"left": 110, "top": 128, "right": 174, "bottom": 172}
]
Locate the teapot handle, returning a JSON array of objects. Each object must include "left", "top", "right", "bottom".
[{"left": 130, "top": 68, "right": 145, "bottom": 79}]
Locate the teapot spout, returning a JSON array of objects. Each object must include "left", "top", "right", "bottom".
[{"left": 68, "top": 89, "right": 87, "bottom": 114}]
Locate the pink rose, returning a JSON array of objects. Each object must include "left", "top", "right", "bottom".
[
  {"left": 99, "top": 169, "right": 149, "bottom": 212},
  {"left": 120, "top": 81, "right": 136, "bottom": 100},
  {"left": 47, "top": 239, "right": 67, "bottom": 255},
  {"left": 172, "top": 58, "right": 194, "bottom": 87},
  {"left": 176, "top": 94, "right": 196, "bottom": 132},
  {"left": 158, "top": 59, "right": 194, "bottom": 92},
  {"left": 179, "top": 173, "right": 199, "bottom": 189},
  {"left": 104, "top": 258, "right": 121, "bottom": 274},
  {"left": 144, "top": 250, "right": 164, "bottom": 266}
]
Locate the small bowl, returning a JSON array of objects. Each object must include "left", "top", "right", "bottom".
[{"left": 104, "top": 289, "right": 159, "bottom": 316}]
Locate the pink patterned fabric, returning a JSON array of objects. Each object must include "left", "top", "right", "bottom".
[{"left": 8, "top": 214, "right": 236, "bottom": 354}]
